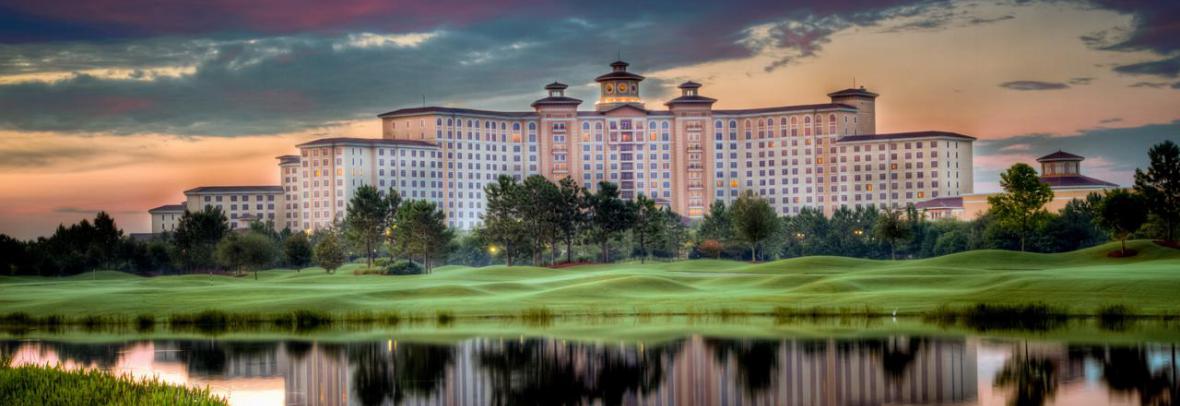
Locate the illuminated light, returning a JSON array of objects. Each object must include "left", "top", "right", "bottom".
[{"left": 730, "top": 180, "right": 738, "bottom": 188}]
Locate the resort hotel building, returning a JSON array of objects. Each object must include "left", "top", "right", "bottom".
[{"left": 150, "top": 60, "right": 977, "bottom": 233}]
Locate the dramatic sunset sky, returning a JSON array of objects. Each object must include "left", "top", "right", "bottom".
[{"left": 0, "top": 0, "right": 1177, "bottom": 238}]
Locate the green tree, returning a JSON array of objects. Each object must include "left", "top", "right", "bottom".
[
  {"left": 630, "top": 194, "right": 663, "bottom": 263},
  {"left": 553, "top": 177, "right": 585, "bottom": 264},
  {"left": 659, "top": 207, "right": 689, "bottom": 259},
  {"left": 314, "top": 232, "right": 346, "bottom": 274},
  {"left": 1098, "top": 189, "right": 1148, "bottom": 256},
  {"left": 583, "top": 182, "right": 634, "bottom": 263},
  {"left": 173, "top": 206, "right": 229, "bottom": 272},
  {"left": 393, "top": 200, "right": 453, "bottom": 273},
  {"left": 874, "top": 208, "right": 912, "bottom": 260},
  {"left": 731, "top": 191, "right": 779, "bottom": 262},
  {"left": 345, "top": 185, "right": 390, "bottom": 269},
  {"left": 214, "top": 232, "right": 276, "bottom": 280},
  {"left": 382, "top": 188, "right": 403, "bottom": 261},
  {"left": 482, "top": 175, "right": 528, "bottom": 266},
  {"left": 698, "top": 201, "right": 734, "bottom": 242},
  {"left": 91, "top": 211, "right": 123, "bottom": 269},
  {"left": 283, "top": 232, "right": 313, "bottom": 270},
  {"left": 988, "top": 163, "right": 1053, "bottom": 251},
  {"left": 520, "top": 175, "right": 559, "bottom": 265},
  {"left": 1134, "top": 140, "right": 1180, "bottom": 242}
]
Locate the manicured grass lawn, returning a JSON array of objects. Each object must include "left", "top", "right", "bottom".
[{"left": 1, "top": 240, "right": 1178, "bottom": 318}]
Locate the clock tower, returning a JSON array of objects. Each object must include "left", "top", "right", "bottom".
[{"left": 595, "top": 60, "right": 645, "bottom": 112}]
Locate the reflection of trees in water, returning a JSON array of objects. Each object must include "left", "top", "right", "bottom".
[
  {"left": 837, "top": 337, "right": 925, "bottom": 381},
  {"left": 477, "top": 339, "right": 677, "bottom": 405},
  {"left": 1072, "top": 344, "right": 1178, "bottom": 406},
  {"left": 348, "top": 342, "right": 455, "bottom": 406},
  {"left": 704, "top": 338, "right": 781, "bottom": 395},
  {"left": 284, "top": 340, "right": 313, "bottom": 361},
  {"left": 45, "top": 341, "right": 131, "bottom": 369},
  {"left": 994, "top": 356, "right": 1058, "bottom": 406},
  {"left": 170, "top": 340, "right": 279, "bottom": 376}
]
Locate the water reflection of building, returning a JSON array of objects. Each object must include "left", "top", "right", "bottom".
[
  {"left": 640, "top": 336, "right": 977, "bottom": 405},
  {"left": 285, "top": 343, "right": 349, "bottom": 406}
]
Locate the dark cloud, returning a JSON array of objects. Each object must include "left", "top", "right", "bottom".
[
  {"left": 1098, "top": 117, "right": 1122, "bottom": 124},
  {"left": 966, "top": 15, "right": 1014, "bottom": 25},
  {"left": 1086, "top": 1, "right": 1180, "bottom": 79},
  {"left": 1129, "top": 81, "right": 1169, "bottom": 88},
  {"left": 1173, "top": 82, "right": 1180, "bottom": 89},
  {"left": 1088, "top": 1, "right": 1180, "bottom": 55},
  {"left": 998, "top": 80, "right": 1069, "bottom": 91},
  {"left": 1068, "top": 77, "right": 1093, "bottom": 85},
  {"left": 976, "top": 120, "right": 1180, "bottom": 187},
  {"left": 0, "top": 0, "right": 938, "bottom": 136},
  {"left": 0, "top": 145, "right": 96, "bottom": 168},
  {"left": 1113, "top": 56, "right": 1180, "bottom": 78}
]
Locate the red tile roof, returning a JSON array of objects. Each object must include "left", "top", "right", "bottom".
[
  {"left": 1037, "top": 150, "right": 1084, "bottom": 162},
  {"left": 1040, "top": 175, "right": 1117, "bottom": 188}
]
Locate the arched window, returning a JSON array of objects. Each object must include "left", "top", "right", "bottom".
[
  {"left": 661, "top": 122, "right": 669, "bottom": 129},
  {"left": 790, "top": 116, "right": 798, "bottom": 137},
  {"left": 766, "top": 118, "right": 774, "bottom": 126},
  {"left": 814, "top": 114, "right": 823, "bottom": 136},
  {"left": 828, "top": 114, "right": 837, "bottom": 134},
  {"left": 528, "top": 122, "right": 536, "bottom": 130},
  {"left": 436, "top": 118, "right": 442, "bottom": 126},
  {"left": 582, "top": 122, "right": 590, "bottom": 130},
  {"left": 729, "top": 120, "right": 737, "bottom": 128},
  {"left": 595, "top": 122, "right": 603, "bottom": 130},
  {"left": 447, "top": 118, "right": 453, "bottom": 126},
  {"left": 804, "top": 116, "right": 812, "bottom": 137},
  {"left": 512, "top": 122, "right": 521, "bottom": 131},
  {"left": 714, "top": 120, "right": 723, "bottom": 129}
]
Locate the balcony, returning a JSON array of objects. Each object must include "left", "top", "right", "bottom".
[
  {"left": 687, "top": 164, "right": 704, "bottom": 172},
  {"left": 686, "top": 144, "right": 703, "bottom": 152},
  {"left": 551, "top": 163, "right": 569, "bottom": 173},
  {"left": 688, "top": 182, "right": 704, "bottom": 190}
]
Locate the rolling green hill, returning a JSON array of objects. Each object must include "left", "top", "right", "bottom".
[{"left": 1, "top": 241, "right": 1178, "bottom": 319}]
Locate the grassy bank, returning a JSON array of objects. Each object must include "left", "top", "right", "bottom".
[
  {"left": 1, "top": 241, "right": 1177, "bottom": 321},
  {"left": 0, "top": 361, "right": 226, "bottom": 405}
]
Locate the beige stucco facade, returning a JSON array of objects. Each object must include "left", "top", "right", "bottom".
[
  {"left": 151, "top": 60, "right": 978, "bottom": 233},
  {"left": 920, "top": 150, "right": 1116, "bottom": 221}
]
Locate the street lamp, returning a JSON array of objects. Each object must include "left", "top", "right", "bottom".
[
  {"left": 852, "top": 228, "right": 864, "bottom": 237},
  {"left": 795, "top": 232, "right": 807, "bottom": 257},
  {"left": 488, "top": 245, "right": 499, "bottom": 255}
]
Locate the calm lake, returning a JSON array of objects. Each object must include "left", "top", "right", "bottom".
[{"left": 4, "top": 320, "right": 1178, "bottom": 405}]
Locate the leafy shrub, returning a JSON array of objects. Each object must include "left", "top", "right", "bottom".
[{"left": 385, "top": 260, "right": 424, "bottom": 275}]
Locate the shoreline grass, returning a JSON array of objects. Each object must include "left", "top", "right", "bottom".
[
  {"left": 1, "top": 240, "right": 1177, "bottom": 324},
  {"left": 0, "top": 362, "right": 226, "bottom": 405}
]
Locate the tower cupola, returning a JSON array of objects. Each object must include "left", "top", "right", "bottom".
[
  {"left": 544, "top": 81, "right": 568, "bottom": 97},
  {"left": 594, "top": 60, "right": 645, "bottom": 111}
]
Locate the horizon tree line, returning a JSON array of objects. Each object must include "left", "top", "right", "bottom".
[{"left": 0, "top": 140, "right": 1176, "bottom": 275}]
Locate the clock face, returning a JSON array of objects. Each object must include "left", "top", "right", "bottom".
[{"left": 605, "top": 84, "right": 614, "bottom": 95}]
